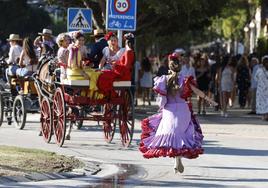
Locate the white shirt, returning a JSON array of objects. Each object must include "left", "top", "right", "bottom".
[
  {"left": 7, "top": 44, "right": 22, "bottom": 64},
  {"left": 180, "top": 64, "right": 196, "bottom": 79},
  {"left": 20, "top": 50, "right": 38, "bottom": 72},
  {"left": 102, "top": 46, "right": 125, "bottom": 65}
]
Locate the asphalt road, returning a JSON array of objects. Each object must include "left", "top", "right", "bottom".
[{"left": 0, "top": 101, "right": 267, "bottom": 188}]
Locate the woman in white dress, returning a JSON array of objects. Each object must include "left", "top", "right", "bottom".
[
  {"left": 255, "top": 56, "right": 268, "bottom": 121},
  {"left": 218, "top": 56, "right": 235, "bottom": 117},
  {"left": 99, "top": 32, "right": 124, "bottom": 70}
]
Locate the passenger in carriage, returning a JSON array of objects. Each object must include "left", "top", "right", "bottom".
[
  {"left": 98, "top": 32, "right": 125, "bottom": 70},
  {"left": 66, "top": 31, "right": 89, "bottom": 81},
  {"left": 69, "top": 31, "right": 88, "bottom": 59},
  {"left": 97, "top": 33, "right": 135, "bottom": 96},
  {"left": 34, "top": 28, "right": 57, "bottom": 57},
  {"left": 56, "top": 33, "right": 70, "bottom": 80},
  {"left": 16, "top": 37, "right": 38, "bottom": 77},
  {"left": 5, "top": 34, "right": 22, "bottom": 85},
  {"left": 16, "top": 37, "right": 38, "bottom": 93},
  {"left": 112, "top": 33, "right": 135, "bottom": 81},
  {"left": 88, "top": 29, "right": 108, "bottom": 69}
]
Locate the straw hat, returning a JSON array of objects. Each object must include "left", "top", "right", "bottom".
[
  {"left": 6, "top": 34, "right": 22, "bottom": 41},
  {"left": 93, "top": 29, "right": 105, "bottom": 36},
  {"left": 38, "top": 28, "right": 53, "bottom": 36},
  {"left": 174, "top": 48, "right": 186, "bottom": 55}
]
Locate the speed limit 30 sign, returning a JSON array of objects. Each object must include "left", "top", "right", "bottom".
[
  {"left": 106, "top": 0, "right": 137, "bottom": 31},
  {"left": 114, "top": 0, "right": 130, "bottom": 14}
]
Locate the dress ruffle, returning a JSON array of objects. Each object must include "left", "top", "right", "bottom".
[
  {"left": 153, "top": 76, "right": 167, "bottom": 96},
  {"left": 139, "top": 117, "right": 203, "bottom": 159}
]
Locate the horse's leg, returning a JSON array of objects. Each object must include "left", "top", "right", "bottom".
[{"left": 65, "top": 121, "right": 72, "bottom": 140}]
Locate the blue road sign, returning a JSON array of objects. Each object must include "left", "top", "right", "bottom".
[
  {"left": 67, "top": 8, "right": 92, "bottom": 33},
  {"left": 106, "top": 0, "right": 137, "bottom": 31}
]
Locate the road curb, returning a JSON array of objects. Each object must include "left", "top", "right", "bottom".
[{"left": 0, "top": 159, "right": 101, "bottom": 184}]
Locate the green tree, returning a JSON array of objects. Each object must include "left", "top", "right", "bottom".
[
  {"left": 46, "top": 0, "right": 230, "bottom": 56},
  {"left": 0, "top": 0, "right": 52, "bottom": 40}
]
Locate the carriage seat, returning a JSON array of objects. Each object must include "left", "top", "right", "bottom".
[{"left": 12, "top": 76, "right": 33, "bottom": 83}]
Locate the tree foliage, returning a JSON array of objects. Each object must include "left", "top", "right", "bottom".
[
  {"left": 46, "top": 0, "right": 229, "bottom": 54},
  {"left": 0, "top": 0, "right": 52, "bottom": 40}
]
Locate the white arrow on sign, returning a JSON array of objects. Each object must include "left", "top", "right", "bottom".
[{"left": 69, "top": 9, "right": 91, "bottom": 30}]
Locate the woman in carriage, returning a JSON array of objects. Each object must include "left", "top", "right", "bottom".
[
  {"left": 56, "top": 33, "right": 70, "bottom": 80},
  {"left": 16, "top": 38, "right": 38, "bottom": 77},
  {"left": 98, "top": 32, "right": 125, "bottom": 70},
  {"left": 15, "top": 37, "right": 38, "bottom": 93},
  {"left": 97, "top": 33, "right": 135, "bottom": 96}
]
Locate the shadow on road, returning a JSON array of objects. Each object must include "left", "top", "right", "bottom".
[{"left": 204, "top": 146, "right": 268, "bottom": 156}]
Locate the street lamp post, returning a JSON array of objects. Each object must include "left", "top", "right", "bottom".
[
  {"left": 249, "top": 20, "right": 255, "bottom": 54},
  {"left": 244, "top": 25, "right": 249, "bottom": 54}
]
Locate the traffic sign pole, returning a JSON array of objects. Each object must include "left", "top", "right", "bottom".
[{"left": 118, "top": 30, "right": 123, "bottom": 48}]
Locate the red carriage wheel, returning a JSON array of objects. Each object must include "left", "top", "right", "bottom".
[
  {"left": 52, "top": 88, "right": 66, "bottom": 147},
  {"left": 119, "top": 89, "right": 134, "bottom": 147},
  {"left": 41, "top": 97, "right": 53, "bottom": 143},
  {"left": 103, "top": 104, "right": 116, "bottom": 143}
]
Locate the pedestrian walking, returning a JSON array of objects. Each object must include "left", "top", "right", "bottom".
[
  {"left": 139, "top": 57, "right": 153, "bottom": 106},
  {"left": 195, "top": 53, "right": 210, "bottom": 115},
  {"left": 248, "top": 57, "right": 259, "bottom": 114},
  {"left": 139, "top": 53, "right": 204, "bottom": 174},
  {"left": 208, "top": 52, "right": 221, "bottom": 111},
  {"left": 236, "top": 55, "right": 251, "bottom": 108},
  {"left": 218, "top": 55, "right": 235, "bottom": 117},
  {"left": 255, "top": 56, "right": 268, "bottom": 121}
]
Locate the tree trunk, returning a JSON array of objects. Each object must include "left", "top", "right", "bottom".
[
  {"left": 83, "top": 1, "right": 101, "bottom": 29},
  {"left": 98, "top": 0, "right": 106, "bottom": 25}
]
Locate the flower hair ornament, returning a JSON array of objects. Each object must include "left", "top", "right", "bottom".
[
  {"left": 124, "top": 33, "right": 134, "bottom": 40},
  {"left": 168, "top": 52, "right": 179, "bottom": 61},
  {"left": 105, "top": 31, "right": 116, "bottom": 40}
]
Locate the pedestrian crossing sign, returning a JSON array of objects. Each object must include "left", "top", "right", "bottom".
[{"left": 67, "top": 8, "right": 92, "bottom": 33}]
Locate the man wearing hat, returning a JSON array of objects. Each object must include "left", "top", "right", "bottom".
[
  {"left": 6, "top": 34, "right": 22, "bottom": 84},
  {"left": 34, "top": 28, "right": 57, "bottom": 56},
  {"left": 88, "top": 29, "right": 108, "bottom": 69}
]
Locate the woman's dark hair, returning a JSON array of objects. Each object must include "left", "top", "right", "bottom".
[
  {"left": 167, "top": 59, "right": 181, "bottom": 95},
  {"left": 221, "top": 55, "right": 230, "bottom": 72},
  {"left": 74, "top": 32, "right": 84, "bottom": 40},
  {"left": 141, "top": 57, "right": 151, "bottom": 72},
  {"left": 23, "top": 37, "right": 37, "bottom": 63},
  {"left": 124, "top": 33, "right": 134, "bottom": 49}
]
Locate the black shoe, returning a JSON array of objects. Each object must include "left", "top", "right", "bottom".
[{"left": 247, "top": 111, "right": 256, "bottom": 115}]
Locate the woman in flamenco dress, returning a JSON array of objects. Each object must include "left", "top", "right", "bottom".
[
  {"left": 139, "top": 53, "right": 205, "bottom": 174},
  {"left": 97, "top": 33, "right": 135, "bottom": 96}
]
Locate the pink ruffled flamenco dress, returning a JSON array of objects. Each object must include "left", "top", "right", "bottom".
[{"left": 139, "top": 75, "right": 204, "bottom": 159}]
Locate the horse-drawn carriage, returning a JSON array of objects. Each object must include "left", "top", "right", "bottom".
[
  {"left": 0, "top": 56, "right": 39, "bottom": 129},
  {"left": 33, "top": 56, "right": 135, "bottom": 147}
]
